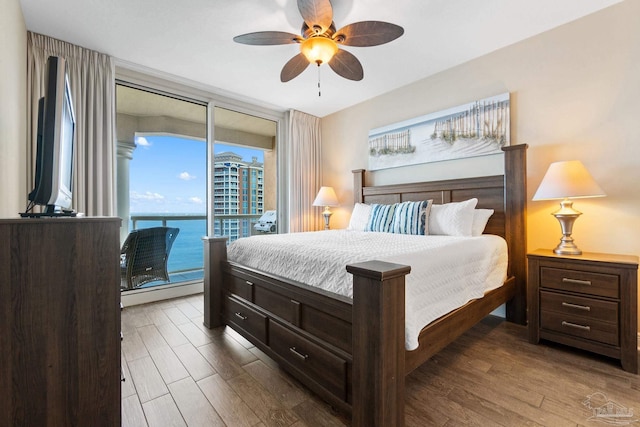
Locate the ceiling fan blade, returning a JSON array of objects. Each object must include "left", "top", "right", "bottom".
[
  {"left": 334, "top": 21, "right": 404, "bottom": 47},
  {"left": 328, "top": 49, "right": 363, "bottom": 81},
  {"left": 234, "top": 31, "right": 302, "bottom": 45},
  {"left": 297, "top": 0, "right": 333, "bottom": 35},
  {"left": 281, "top": 53, "right": 310, "bottom": 82}
]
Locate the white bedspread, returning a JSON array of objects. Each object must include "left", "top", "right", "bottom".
[{"left": 227, "top": 230, "right": 507, "bottom": 350}]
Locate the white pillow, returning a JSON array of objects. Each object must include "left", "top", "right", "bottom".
[
  {"left": 347, "top": 203, "right": 372, "bottom": 231},
  {"left": 428, "top": 198, "right": 478, "bottom": 236},
  {"left": 471, "top": 209, "right": 494, "bottom": 236}
]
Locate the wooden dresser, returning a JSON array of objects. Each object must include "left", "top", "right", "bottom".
[
  {"left": 528, "top": 249, "right": 638, "bottom": 373},
  {"left": 0, "top": 217, "right": 122, "bottom": 426}
]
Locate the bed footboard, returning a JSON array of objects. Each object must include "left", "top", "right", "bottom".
[
  {"left": 203, "top": 236, "right": 227, "bottom": 329},
  {"left": 348, "top": 261, "right": 410, "bottom": 427},
  {"left": 203, "top": 237, "right": 411, "bottom": 426}
]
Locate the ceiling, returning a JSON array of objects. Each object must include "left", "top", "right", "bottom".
[{"left": 20, "top": 0, "right": 622, "bottom": 118}]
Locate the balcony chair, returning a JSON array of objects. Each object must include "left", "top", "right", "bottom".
[{"left": 120, "top": 226, "right": 180, "bottom": 290}]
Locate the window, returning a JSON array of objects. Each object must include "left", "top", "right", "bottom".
[{"left": 213, "top": 107, "right": 277, "bottom": 242}]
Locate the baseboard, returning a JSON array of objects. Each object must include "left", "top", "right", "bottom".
[{"left": 121, "top": 281, "right": 203, "bottom": 307}]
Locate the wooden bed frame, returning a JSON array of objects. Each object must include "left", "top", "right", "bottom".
[{"left": 204, "top": 144, "right": 527, "bottom": 426}]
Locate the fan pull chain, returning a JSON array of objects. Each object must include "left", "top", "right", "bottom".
[{"left": 317, "top": 63, "right": 321, "bottom": 97}]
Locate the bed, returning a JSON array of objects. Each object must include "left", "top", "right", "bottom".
[{"left": 203, "top": 144, "right": 527, "bottom": 426}]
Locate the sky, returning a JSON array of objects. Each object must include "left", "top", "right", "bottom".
[{"left": 129, "top": 135, "right": 263, "bottom": 214}]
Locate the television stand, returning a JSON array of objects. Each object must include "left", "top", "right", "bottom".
[
  {"left": 20, "top": 211, "right": 77, "bottom": 218},
  {"left": 0, "top": 217, "right": 121, "bottom": 425}
]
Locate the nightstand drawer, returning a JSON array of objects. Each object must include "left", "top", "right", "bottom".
[
  {"left": 540, "top": 291, "right": 618, "bottom": 323},
  {"left": 540, "top": 310, "right": 619, "bottom": 346},
  {"left": 540, "top": 267, "right": 619, "bottom": 298}
]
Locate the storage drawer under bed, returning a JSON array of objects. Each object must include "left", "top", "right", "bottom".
[
  {"left": 223, "top": 295, "right": 268, "bottom": 344},
  {"left": 268, "top": 320, "right": 348, "bottom": 401},
  {"left": 223, "top": 268, "right": 353, "bottom": 354}
]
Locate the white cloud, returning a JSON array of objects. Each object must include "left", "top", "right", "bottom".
[
  {"left": 189, "top": 197, "right": 203, "bottom": 204},
  {"left": 178, "top": 171, "right": 196, "bottom": 181},
  {"left": 135, "top": 136, "right": 151, "bottom": 147},
  {"left": 130, "top": 191, "right": 165, "bottom": 201}
]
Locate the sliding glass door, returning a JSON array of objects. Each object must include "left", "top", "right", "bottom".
[
  {"left": 115, "top": 79, "right": 282, "bottom": 301},
  {"left": 116, "top": 83, "right": 207, "bottom": 291},
  {"left": 212, "top": 107, "right": 277, "bottom": 243}
]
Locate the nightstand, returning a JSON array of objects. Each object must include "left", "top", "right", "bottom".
[{"left": 528, "top": 249, "right": 638, "bottom": 373}]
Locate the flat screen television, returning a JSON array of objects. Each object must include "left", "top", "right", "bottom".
[{"left": 22, "top": 56, "right": 76, "bottom": 217}]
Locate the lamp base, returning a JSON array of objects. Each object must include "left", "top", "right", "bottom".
[
  {"left": 553, "top": 238, "right": 582, "bottom": 255},
  {"left": 322, "top": 207, "right": 332, "bottom": 230},
  {"left": 552, "top": 199, "right": 582, "bottom": 255}
]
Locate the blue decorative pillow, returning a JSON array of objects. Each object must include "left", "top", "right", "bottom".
[
  {"left": 392, "top": 200, "right": 433, "bottom": 235},
  {"left": 367, "top": 203, "right": 397, "bottom": 232}
]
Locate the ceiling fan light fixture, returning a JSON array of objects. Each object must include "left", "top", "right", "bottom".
[
  {"left": 300, "top": 36, "right": 338, "bottom": 65},
  {"left": 233, "top": 0, "right": 403, "bottom": 82}
]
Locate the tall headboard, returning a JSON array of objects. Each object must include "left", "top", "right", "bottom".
[{"left": 352, "top": 144, "right": 528, "bottom": 324}]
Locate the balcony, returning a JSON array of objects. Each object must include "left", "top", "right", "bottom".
[{"left": 125, "top": 213, "right": 262, "bottom": 291}]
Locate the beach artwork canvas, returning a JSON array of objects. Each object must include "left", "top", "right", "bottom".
[{"left": 368, "top": 93, "right": 510, "bottom": 170}]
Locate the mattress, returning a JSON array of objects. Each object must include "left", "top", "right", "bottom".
[{"left": 227, "top": 230, "right": 508, "bottom": 350}]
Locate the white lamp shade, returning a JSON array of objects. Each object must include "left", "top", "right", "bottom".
[
  {"left": 313, "top": 186, "right": 339, "bottom": 207},
  {"left": 533, "top": 160, "right": 606, "bottom": 201}
]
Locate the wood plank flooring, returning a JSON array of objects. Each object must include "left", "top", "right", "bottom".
[{"left": 122, "top": 294, "right": 640, "bottom": 426}]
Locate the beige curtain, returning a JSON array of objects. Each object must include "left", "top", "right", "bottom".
[
  {"left": 288, "top": 110, "right": 322, "bottom": 232},
  {"left": 27, "top": 32, "right": 116, "bottom": 216}
]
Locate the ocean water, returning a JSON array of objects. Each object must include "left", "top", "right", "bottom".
[{"left": 130, "top": 218, "right": 206, "bottom": 272}]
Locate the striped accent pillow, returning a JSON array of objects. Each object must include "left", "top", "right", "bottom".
[
  {"left": 367, "top": 203, "right": 397, "bottom": 232},
  {"left": 392, "top": 200, "right": 433, "bottom": 235}
]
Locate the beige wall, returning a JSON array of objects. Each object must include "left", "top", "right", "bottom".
[
  {"left": 0, "top": 0, "right": 27, "bottom": 217},
  {"left": 322, "top": 2, "right": 640, "bottom": 326}
]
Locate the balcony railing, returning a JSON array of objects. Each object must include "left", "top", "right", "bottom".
[
  {"left": 131, "top": 213, "right": 263, "bottom": 237},
  {"left": 128, "top": 213, "right": 263, "bottom": 290},
  {"left": 131, "top": 214, "right": 207, "bottom": 230}
]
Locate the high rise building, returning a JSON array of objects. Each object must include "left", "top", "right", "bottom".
[{"left": 213, "top": 152, "right": 263, "bottom": 242}]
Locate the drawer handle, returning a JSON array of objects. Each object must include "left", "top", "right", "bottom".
[
  {"left": 289, "top": 346, "right": 309, "bottom": 361},
  {"left": 561, "top": 321, "right": 591, "bottom": 331},
  {"left": 234, "top": 312, "right": 247, "bottom": 321},
  {"left": 245, "top": 280, "right": 253, "bottom": 286},
  {"left": 562, "top": 278, "right": 592, "bottom": 286},
  {"left": 561, "top": 302, "right": 591, "bottom": 311}
]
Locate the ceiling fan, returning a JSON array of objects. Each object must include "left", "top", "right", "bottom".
[{"left": 233, "top": 0, "right": 404, "bottom": 83}]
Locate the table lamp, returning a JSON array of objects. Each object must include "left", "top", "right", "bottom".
[
  {"left": 313, "top": 186, "right": 339, "bottom": 230},
  {"left": 532, "top": 160, "right": 605, "bottom": 255}
]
